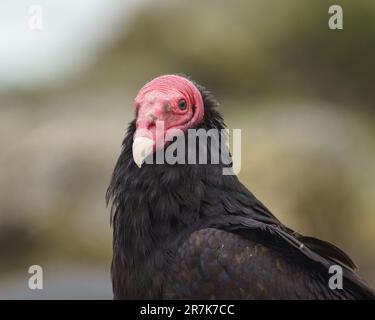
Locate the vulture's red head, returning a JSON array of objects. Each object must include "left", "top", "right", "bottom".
[{"left": 132, "top": 75, "right": 204, "bottom": 167}]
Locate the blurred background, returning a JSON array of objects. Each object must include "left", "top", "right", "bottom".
[{"left": 0, "top": 0, "right": 374, "bottom": 299}]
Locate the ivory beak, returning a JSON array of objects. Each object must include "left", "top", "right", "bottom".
[{"left": 132, "top": 137, "right": 154, "bottom": 168}]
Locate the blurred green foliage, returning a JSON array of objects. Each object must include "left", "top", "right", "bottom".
[{"left": 95, "top": 0, "right": 375, "bottom": 106}]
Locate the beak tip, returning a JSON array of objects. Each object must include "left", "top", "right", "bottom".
[
  {"left": 135, "top": 160, "right": 143, "bottom": 168},
  {"left": 132, "top": 137, "right": 154, "bottom": 168}
]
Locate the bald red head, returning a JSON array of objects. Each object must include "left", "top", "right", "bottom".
[{"left": 132, "top": 75, "right": 204, "bottom": 166}]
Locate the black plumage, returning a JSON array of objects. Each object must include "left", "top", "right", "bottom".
[{"left": 106, "top": 77, "right": 375, "bottom": 299}]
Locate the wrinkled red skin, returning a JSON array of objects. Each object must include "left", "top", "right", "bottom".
[{"left": 134, "top": 75, "right": 204, "bottom": 151}]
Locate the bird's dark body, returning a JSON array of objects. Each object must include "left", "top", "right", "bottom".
[{"left": 107, "top": 78, "right": 375, "bottom": 300}]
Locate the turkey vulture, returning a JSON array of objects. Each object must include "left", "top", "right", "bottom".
[{"left": 106, "top": 74, "right": 375, "bottom": 299}]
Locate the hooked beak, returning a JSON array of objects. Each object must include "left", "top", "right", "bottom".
[{"left": 132, "top": 137, "right": 154, "bottom": 168}]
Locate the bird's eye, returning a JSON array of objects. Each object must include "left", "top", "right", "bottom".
[{"left": 178, "top": 99, "right": 187, "bottom": 110}]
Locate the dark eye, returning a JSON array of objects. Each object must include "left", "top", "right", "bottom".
[{"left": 178, "top": 99, "right": 187, "bottom": 110}]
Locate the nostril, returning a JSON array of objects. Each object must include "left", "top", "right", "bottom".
[
  {"left": 136, "top": 117, "right": 155, "bottom": 130},
  {"left": 147, "top": 122, "right": 156, "bottom": 130},
  {"left": 146, "top": 113, "right": 158, "bottom": 121}
]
